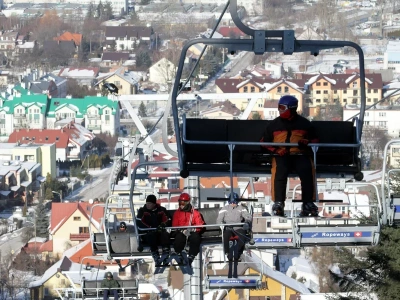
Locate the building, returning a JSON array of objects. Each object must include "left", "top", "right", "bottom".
[
  {"left": 104, "top": 26, "right": 152, "bottom": 51},
  {"left": 200, "top": 100, "right": 241, "bottom": 119},
  {"left": 8, "top": 122, "right": 95, "bottom": 161},
  {"left": 97, "top": 67, "right": 142, "bottom": 95},
  {"left": 58, "top": 67, "right": 100, "bottom": 88},
  {"left": 0, "top": 93, "right": 120, "bottom": 137},
  {"left": 0, "top": 142, "right": 56, "bottom": 179},
  {"left": 148, "top": 58, "right": 176, "bottom": 85},
  {"left": 50, "top": 202, "right": 104, "bottom": 255}
]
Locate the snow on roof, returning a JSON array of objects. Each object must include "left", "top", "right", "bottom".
[
  {"left": 300, "top": 292, "right": 377, "bottom": 300},
  {"left": 322, "top": 191, "right": 349, "bottom": 203},
  {"left": 29, "top": 256, "right": 82, "bottom": 287},
  {"left": 362, "top": 170, "right": 382, "bottom": 183},
  {"left": 59, "top": 68, "right": 99, "bottom": 78},
  {"left": 305, "top": 74, "right": 320, "bottom": 85}
]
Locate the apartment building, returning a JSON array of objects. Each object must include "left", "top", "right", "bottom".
[{"left": 0, "top": 93, "right": 120, "bottom": 138}]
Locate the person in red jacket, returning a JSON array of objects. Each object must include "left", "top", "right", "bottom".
[{"left": 171, "top": 192, "right": 205, "bottom": 265}]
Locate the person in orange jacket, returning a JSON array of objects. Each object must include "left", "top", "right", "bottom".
[
  {"left": 171, "top": 192, "right": 205, "bottom": 265},
  {"left": 260, "top": 95, "right": 319, "bottom": 217}
]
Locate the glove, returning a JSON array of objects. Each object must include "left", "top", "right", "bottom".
[
  {"left": 275, "top": 148, "right": 288, "bottom": 156},
  {"left": 157, "top": 223, "right": 166, "bottom": 232},
  {"left": 243, "top": 222, "right": 250, "bottom": 231},
  {"left": 298, "top": 139, "right": 309, "bottom": 149}
]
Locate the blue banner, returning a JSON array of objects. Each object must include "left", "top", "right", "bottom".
[
  {"left": 302, "top": 231, "right": 372, "bottom": 238},
  {"left": 253, "top": 237, "right": 292, "bottom": 243},
  {"left": 394, "top": 205, "right": 400, "bottom": 212},
  {"left": 210, "top": 279, "right": 257, "bottom": 284}
]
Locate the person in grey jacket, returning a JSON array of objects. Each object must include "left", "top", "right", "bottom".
[{"left": 216, "top": 193, "right": 252, "bottom": 260}]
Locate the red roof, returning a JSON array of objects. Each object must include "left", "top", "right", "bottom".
[
  {"left": 40, "top": 239, "right": 53, "bottom": 252},
  {"left": 9, "top": 129, "right": 70, "bottom": 148},
  {"left": 218, "top": 26, "right": 246, "bottom": 37},
  {"left": 50, "top": 202, "right": 104, "bottom": 234},
  {"left": 8, "top": 123, "right": 93, "bottom": 148},
  {"left": 54, "top": 32, "right": 82, "bottom": 46},
  {"left": 69, "top": 239, "right": 115, "bottom": 266}
]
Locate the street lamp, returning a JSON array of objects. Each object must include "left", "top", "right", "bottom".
[{"left": 52, "top": 191, "right": 62, "bottom": 203}]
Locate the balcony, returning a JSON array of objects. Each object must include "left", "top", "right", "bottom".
[
  {"left": 70, "top": 233, "right": 90, "bottom": 241},
  {"left": 14, "top": 113, "right": 26, "bottom": 118},
  {"left": 87, "top": 125, "right": 101, "bottom": 131},
  {"left": 87, "top": 114, "right": 101, "bottom": 119}
]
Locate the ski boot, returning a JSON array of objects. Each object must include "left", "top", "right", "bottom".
[
  {"left": 188, "top": 255, "right": 196, "bottom": 267},
  {"left": 299, "top": 202, "right": 319, "bottom": 217},
  {"left": 151, "top": 251, "right": 160, "bottom": 265},
  {"left": 272, "top": 201, "right": 285, "bottom": 217}
]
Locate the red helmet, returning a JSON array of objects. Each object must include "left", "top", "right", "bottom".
[{"left": 179, "top": 193, "right": 191, "bottom": 201}]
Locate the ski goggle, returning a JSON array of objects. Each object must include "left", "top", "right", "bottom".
[
  {"left": 179, "top": 200, "right": 189, "bottom": 206},
  {"left": 278, "top": 104, "right": 289, "bottom": 112}
]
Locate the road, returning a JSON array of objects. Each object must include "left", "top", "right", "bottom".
[
  {"left": 0, "top": 227, "right": 30, "bottom": 264},
  {"left": 66, "top": 166, "right": 113, "bottom": 202}
]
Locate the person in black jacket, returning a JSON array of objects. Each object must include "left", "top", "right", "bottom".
[
  {"left": 137, "top": 195, "right": 171, "bottom": 263},
  {"left": 260, "top": 95, "right": 319, "bottom": 217}
]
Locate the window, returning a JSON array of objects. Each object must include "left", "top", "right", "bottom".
[
  {"left": 44, "top": 288, "right": 49, "bottom": 296},
  {"left": 214, "top": 204, "right": 220, "bottom": 208},
  {"left": 374, "top": 98, "right": 378, "bottom": 102},
  {"left": 352, "top": 82, "right": 357, "bottom": 88},
  {"left": 79, "top": 227, "right": 89, "bottom": 233},
  {"left": 204, "top": 204, "right": 209, "bottom": 208},
  {"left": 279, "top": 218, "right": 288, "bottom": 223},
  {"left": 364, "top": 121, "right": 369, "bottom": 125},
  {"left": 243, "top": 86, "right": 248, "bottom": 92},
  {"left": 114, "top": 81, "right": 120, "bottom": 87},
  {"left": 105, "top": 115, "right": 110, "bottom": 124},
  {"left": 328, "top": 207, "right": 332, "bottom": 214},
  {"left": 379, "top": 112, "right": 386, "bottom": 117},
  {"left": 324, "top": 99, "right": 328, "bottom": 103},
  {"left": 45, "top": 136, "right": 49, "bottom": 141},
  {"left": 316, "top": 82, "right": 321, "bottom": 86},
  {"left": 277, "top": 87, "right": 282, "bottom": 93},
  {"left": 15, "top": 155, "right": 20, "bottom": 160},
  {"left": 334, "top": 90, "right": 337, "bottom": 94},
  {"left": 374, "top": 89, "right": 378, "bottom": 93},
  {"left": 323, "top": 82, "right": 328, "bottom": 86},
  {"left": 379, "top": 121, "right": 387, "bottom": 127},
  {"left": 74, "top": 216, "right": 81, "bottom": 221},
  {"left": 316, "top": 99, "right": 321, "bottom": 103},
  {"left": 251, "top": 86, "right": 255, "bottom": 92},
  {"left": 368, "top": 89, "right": 371, "bottom": 93},
  {"left": 343, "top": 90, "right": 347, "bottom": 94},
  {"left": 341, "top": 207, "right": 346, "bottom": 213},
  {"left": 284, "top": 86, "right": 289, "bottom": 93},
  {"left": 365, "top": 112, "right": 369, "bottom": 117},
  {"left": 367, "top": 98, "right": 371, "bottom": 102},
  {"left": 316, "top": 91, "right": 321, "bottom": 94},
  {"left": 323, "top": 90, "right": 328, "bottom": 94},
  {"left": 343, "top": 98, "right": 347, "bottom": 102},
  {"left": 56, "top": 137, "right": 59, "bottom": 141}
]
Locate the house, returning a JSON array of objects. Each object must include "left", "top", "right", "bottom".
[
  {"left": 0, "top": 142, "right": 56, "bottom": 179},
  {"left": 0, "top": 158, "right": 46, "bottom": 205},
  {"left": 97, "top": 67, "right": 142, "bottom": 95},
  {"left": 15, "top": 40, "right": 36, "bottom": 55},
  {"left": 8, "top": 122, "right": 95, "bottom": 161},
  {"left": 265, "top": 61, "right": 283, "bottom": 79},
  {"left": 148, "top": 57, "right": 176, "bottom": 85},
  {"left": 0, "top": 30, "right": 18, "bottom": 51},
  {"left": 54, "top": 31, "right": 82, "bottom": 47},
  {"left": 49, "top": 202, "right": 104, "bottom": 255},
  {"left": 58, "top": 67, "right": 100, "bottom": 88},
  {"left": 29, "top": 255, "right": 107, "bottom": 300},
  {"left": 101, "top": 52, "right": 131, "bottom": 67},
  {"left": 0, "top": 93, "right": 120, "bottom": 136},
  {"left": 20, "top": 71, "right": 68, "bottom": 98},
  {"left": 264, "top": 99, "right": 279, "bottom": 120},
  {"left": 104, "top": 26, "right": 152, "bottom": 51},
  {"left": 42, "top": 40, "right": 77, "bottom": 57},
  {"left": 200, "top": 100, "right": 241, "bottom": 119}
]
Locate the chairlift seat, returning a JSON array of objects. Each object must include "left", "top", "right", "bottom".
[
  {"left": 181, "top": 118, "right": 361, "bottom": 178},
  {"left": 82, "top": 279, "right": 138, "bottom": 299}
]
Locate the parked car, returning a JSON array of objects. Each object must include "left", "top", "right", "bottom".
[
  {"left": 337, "top": 59, "right": 349, "bottom": 64},
  {"left": 333, "top": 63, "right": 343, "bottom": 68}
]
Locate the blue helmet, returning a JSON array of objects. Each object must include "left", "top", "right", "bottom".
[
  {"left": 228, "top": 193, "right": 240, "bottom": 204},
  {"left": 278, "top": 95, "right": 298, "bottom": 118}
]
